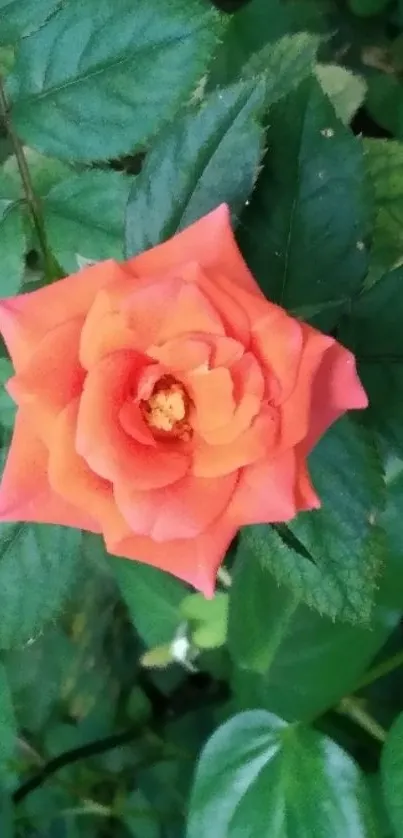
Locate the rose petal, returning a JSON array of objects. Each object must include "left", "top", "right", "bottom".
[
  {"left": 252, "top": 308, "right": 304, "bottom": 403},
  {"left": 192, "top": 407, "right": 278, "bottom": 478},
  {"left": 279, "top": 324, "right": 334, "bottom": 450},
  {"left": 227, "top": 449, "right": 298, "bottom": 526},
  {"left": 295, "top": 453, "right": 321, "bottom": 511},
  {"left": 0, "top": 409, "right": 98, "bottom": 530},
  {"left": 7, "top": 317, "right": 85, "bottom": 441},
  {"left": 114, "top": 471, "right": 237, "bottom": 542},
  {"left": 48, "top": 399, "right": 128, "bottom": 543},
  {"left": 188, "top": 367, "right": 235, "bottom": 434},
  {"left": 80, "top": 275, "right": 183, "bottom": 369},
  {"left": 302, "top": 339, "right": 369, "bottom": 453},
  {"left": 106, "top": 517, "right": 237, "bottom": 596},
  {"left": 77, "top": 351, "right": 189, "bottom": 489},
  {"left": 0, "top": 260, "right": 121, "bottom": 372},
  {"left": 201, "top": 353, "right": 264, "bottom": 446},
  {"left": 127, "top": 204, "right": 261, "bottom": 296},
  {"left": 156, "top": 275, "right": 225, "bottom": 343}
]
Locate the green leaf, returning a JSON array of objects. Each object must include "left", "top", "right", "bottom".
[
  {"left": 316, "top": 64, "right": 366, "bottom": 125},
  {"left": 125, "top": 79, "right": 265, "bottom": 256},
  {"left": 0, "top": 523, "right": 81, "bottom": 649},
  {"left": 0, "top": 0, "right": 61, "bottom": 46},
  {"left": 242, "top": 33, "right": 319, "bottom": 106},
  {"left": 0, "top": 791, "right": 14, "bottom": 838},
  {"left": 379, "top": 457, "right": 403, "bottom": 608},
  {"left": 0, "top": 168, "right": 26, "bottom": 296},
  {"left": 181, "top": 593, "right": 228, "bottom": 650},
  {"left": 239, "top": 77, "right": 369, "bottom": 319},
  {"left": 364, "top": 139, "right": 403, "bottom": 286},
  {"left": 229, "top": 556, "right": 399, "bottom": 722},
  {"left": 342, "top": 266, "right": 403, "bottom": 457},
  {"left": 0, "top": 663, "right": 16, "bottom": 783},
  {"left": 382, "top": 710, "right": 403, "bottom": 837},
  {"left": 209, "top": 0, "right": 326, "bottom": 88},
  {"left": 43, "top": 170, "right": 132, "bottom": 273},
  {"left": 7, "top": 0, "right": 222, "bottom": 161},
  {"left": 239, "top": 418, "right": 384, "bottom": 623},
  {"left": 111, "top": 558, "right": 187, "bottom": 647},
  {"left": 187, "top": 710, "right": 376, "bottom": 838}
]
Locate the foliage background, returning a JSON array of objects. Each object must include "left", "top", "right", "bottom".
[{"left": 2, "top": 0, "right": 403, "bottom": 835}]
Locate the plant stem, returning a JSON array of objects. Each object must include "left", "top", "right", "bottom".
[
  {"left": 337, "top": 696, "right": 387, "bottom": 744},
  {"left": 0, "top": 77, "right": 60, "bottom": 280},
  {"left": 356, "top": 649, "right": 403, "bottom": 691}
]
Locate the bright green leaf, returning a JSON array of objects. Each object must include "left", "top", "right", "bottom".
[
  {"left": 181, "top": 593, "right": 228, "bottom": 650},
  {"left": 382, "top": 710, "right": 403, "bottom": 837},
  {"left": 0, "top": 359, "right": 15, "bottom": 429},
  {"left": 188, "top": 710, "right": 376, "bottom": 838},
  {"left": 111, "top": 558, "right": 187, "bottom": 647},
  {"left": 0, "top": 523, "right": 81, "bottom": 648},
  {"left": 43, "top": 170, "right": 133, "bottom": 272},
  {"left": 364, "top": 139, "right": 403, "bottom": 286},
  {"left": 7, "top": 0, "right": 222, "bottom": 161},
  {"left": 0, "top": 0, "right": 61, "bottom": 46},
  {"left": 316, "top": 64, "right": 366, "bottom": 125},
  {"left": 125, "top": 79, "right": 265, "bottom": 256},
  {"left": 239, "top": 77, "right": 369, "bottom": 320}
]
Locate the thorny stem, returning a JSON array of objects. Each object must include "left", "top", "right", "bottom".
[
  {"left": 356, "top": 649, "right": 403, "bottom": 692},
  {"left": 0, "top": 78, "right": 61, "bottom": 280},
  {"left": 337, "top": 696, "right": 387, "bottom": 744}
]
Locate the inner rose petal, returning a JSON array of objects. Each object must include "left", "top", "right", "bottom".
[
  {"left": 77, "top": 350, "right": 189, "bottom": 489},
  {"left": 192, "top": 407, "right": 278, "bottom": 478},
  {"left": 187, "top": 367, "right": 235, "bottom": 434}
]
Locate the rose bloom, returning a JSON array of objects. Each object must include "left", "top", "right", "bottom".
[{"left": 0, "top": 205, "right": 367, "bottom": 595}]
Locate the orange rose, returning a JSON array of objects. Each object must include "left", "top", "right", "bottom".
[{"left": 0, "top": 205, "right": 367, "bottom": 595}]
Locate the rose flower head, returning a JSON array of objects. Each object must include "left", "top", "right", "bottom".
[{"left": 0, "top": 205, "right": 367, "bottom": 595}]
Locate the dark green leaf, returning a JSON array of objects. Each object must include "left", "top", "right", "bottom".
[
  {"left": 239, "top": 77, "right": 369, "bottom": 319},
  {"left": 242, "top": 33, "right": 319, "bottom": 106},
  {"left": 229, "top": 553, "right": 398, "bottom": 721},
  {"left": 43, "top": 170, "right": 132, "bottom": 272},
  {"left": 382, "top": 710, "right": 403, "bottom": 837},
  {"left": 0, "top": 523, "right": 81, "bottom": 648},
  {"left": 0, "top": 663, "right": 16, "bottom": 782},
  {"left": 188, "top": 710, "right": 375, "bottom": 838},
  {"left": 125, "top": 79, "right": 265, "bottom": 256},
  {"left": 111, "top": 558, "right": 187, "bottom": 647},
  {"left": 209, "top": 0, "right": 326, "bottom": 88},
  {"left": 341, "top": 266, "right": 403, "bottom": 457},
  {"left": 238, "top": 418, "right": 384, "bottom": 623},
  {"left": 364, "top": 139, "right": 403, "bottom": 286},
  {"left": 0, "top": 169, "right": 26, "bottom": 296},
  {"left": 7, "top": 0, "right": 222, "bottom": 161},
  {"left": 0, "top": 0, "right": 61, "bottom": 46}
]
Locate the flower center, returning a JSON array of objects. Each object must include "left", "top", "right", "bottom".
[{"left": 142, "top": 375, "right": 192, "bottom": 440}]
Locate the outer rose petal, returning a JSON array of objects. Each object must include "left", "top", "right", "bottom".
[
  {"left": 127, "top": 204, "right": 261, "bottom": 296},
  {"left": 48, "top": 399, "right": 128, "bottom": 544},
  {"left": 302, "top": 339, "right": 368, "bottom": 453},
  {"left": 107, "top": 518, "right": 238, "bottom": 597},
  {"left": 279, "top": 325, "right": 334, "bottom": 450},
  {"left": 227, "top": 450, "right": 299, "bottom": 526},
  {"left": 0, "top": 409, "right": 98, "bottom": 530},
  {"left": 251, "top": 309, "right": 304, "bottom": 403},
  {"left": 7, "top": 317, "right": 85, "bottom": 441},
  {"left": 0, "top": 260, "right": 122, "bottom": 372},
  {"left": 114, "top": 472, "right": 238, "bottom": 542}
]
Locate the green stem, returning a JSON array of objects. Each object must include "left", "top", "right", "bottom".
[
  {"left": 0, "top": 77, "right": 61, "bottom": 280},
  {"left": 357, "top": 649, "right": 403, "bottom": 691},
  {"left": 337, "top": 696, "right": 387, "bottom": 744}
]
